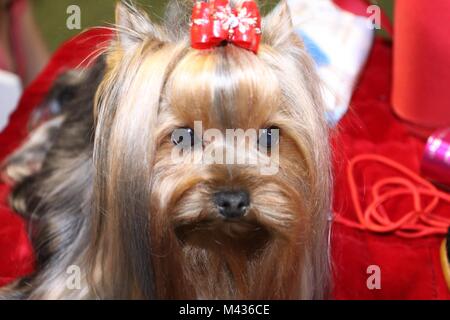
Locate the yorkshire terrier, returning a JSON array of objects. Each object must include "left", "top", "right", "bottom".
[{"left": 0, "top": 0, "right": 331, "bottom": 299}]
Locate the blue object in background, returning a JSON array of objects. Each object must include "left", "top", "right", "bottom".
[
  {"left": 295, "top": 29, "right": 330, "bottom": 67},
  {"left": 295, "top": 29, "right": 344, "bottom": 125}
]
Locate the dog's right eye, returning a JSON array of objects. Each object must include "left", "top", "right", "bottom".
[
  {"left": 171, "top": 128, "right": 198, "bottom": 147},
  {"left": 258, "top": 126, "right": 280, "bottom": 150}
]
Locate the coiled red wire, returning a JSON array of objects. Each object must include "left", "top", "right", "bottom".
[{"left": 334, "top": 154, "right": 450, "bottom": 238}]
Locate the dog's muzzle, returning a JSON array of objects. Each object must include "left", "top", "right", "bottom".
[{"left": 213, "top": 190, "right": 250, "bottom": 219}]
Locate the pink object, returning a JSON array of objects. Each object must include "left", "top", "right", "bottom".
[
  {"left": 422, "top": 128, "right": 450, "bottom": 188},
  {"left": 9, "top": 0, "right": 28, "bottom": 79}
]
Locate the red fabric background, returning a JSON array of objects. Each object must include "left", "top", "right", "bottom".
[
  {"left": 0, "top": 29, "right": 449, "bottom": 299},
  {"left": 331, "top": 39, "right": 450, "bottom": 299},
  {"left": 392, "top": 0, "right": 450, "bottom": 130}
]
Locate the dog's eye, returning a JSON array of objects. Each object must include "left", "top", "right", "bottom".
[
  {"left": 258, "top": 126, "right": 280, "bottom": 150},
  {"left": 171, "top": 128, "right": 199, "bottom": 148}
]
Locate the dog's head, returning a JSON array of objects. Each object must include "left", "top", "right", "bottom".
[
  {"left": 93, "top": 0, "right": 331, "bottom": 299},
  {"left": 157, "top": 44, "right": 315, "bottom": 249}
]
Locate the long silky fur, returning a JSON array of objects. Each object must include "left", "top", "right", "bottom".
[{"left": 0, "top": 0, "right": 331, "bottom": 300}]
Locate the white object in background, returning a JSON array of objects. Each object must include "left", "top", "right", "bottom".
[
  {"left": 0, "top": 70, "right": 22, "bottom": 133},
  {"left": 288, "top": 0, "right": 374, "bottom": 124}
]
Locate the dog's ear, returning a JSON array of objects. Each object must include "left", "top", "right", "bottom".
[
  {"left": 262, "top": 1, "right": 303, "bottom": 50},
  {"left": 163, "top": 0, "right": 194, "bottom": 41},
  {"left": 115, "top": 1, "right": 166, "bottom": 48}
]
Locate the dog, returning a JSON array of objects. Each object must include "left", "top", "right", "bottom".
[{"left": 0, "top": 0, "right": 332, "bottom": 299}]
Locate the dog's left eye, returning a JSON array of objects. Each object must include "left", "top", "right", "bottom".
[
  {"left": 171, "top": 128, "right": 199, "bottom": 148},
  {"left": 258, "top": 126, "right": 280, "bottom": 150}
]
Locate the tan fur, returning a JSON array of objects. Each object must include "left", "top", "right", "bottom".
[
  {"left": 0, "top": 0, "right": 331, "bottom": 300},
  {"left": 89, "top": 0, "right": 331, "bottom": 299}
]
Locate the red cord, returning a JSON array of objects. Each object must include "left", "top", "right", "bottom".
[{"left": 334, "top": 154, "right": 450, "bottom": 238}]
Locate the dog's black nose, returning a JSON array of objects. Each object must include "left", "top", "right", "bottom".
[{"left": 214, "top": 191, "right": 250, "bottom": 219}]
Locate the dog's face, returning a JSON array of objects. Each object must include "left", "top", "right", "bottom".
[
  {"left": 97, "top": 0, "right": 328, "bottom": 253},
  {"left": 150, "top": 45, "right": 311, "bottom": 252}
]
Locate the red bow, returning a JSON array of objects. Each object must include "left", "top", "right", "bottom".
[{"left": 191, "top": 0, "right": 262, "bottom": 54}]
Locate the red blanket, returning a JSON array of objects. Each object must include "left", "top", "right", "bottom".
[{"left": 0, "top": 29, "right": 449, "bottom": 299}]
